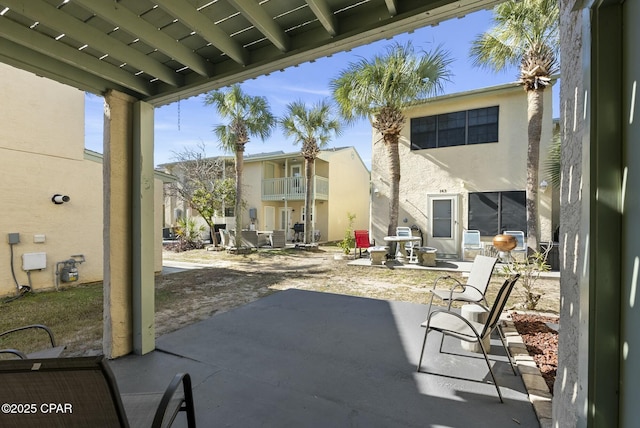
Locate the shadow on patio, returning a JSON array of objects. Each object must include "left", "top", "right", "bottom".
[{"left": 110, "top": 289, "right": 539, "bottom": 427}]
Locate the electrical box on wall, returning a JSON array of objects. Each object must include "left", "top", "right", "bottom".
[
  {"left": 22, "top": 252, "right": 47, "bottom": 271},
  {"left": 8, "top": 233, "right": 20, "bottom": 244}
]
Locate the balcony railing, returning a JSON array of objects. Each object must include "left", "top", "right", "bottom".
[{"left": 262, "top": 176, "right": 329, "bottom": 201}]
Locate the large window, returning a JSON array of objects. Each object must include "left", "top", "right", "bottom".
[
  {"left": 411, "top": 106, "right": 499, "bottom": 150},
  {"left": 468, "top": 191, "right": 526, "bottom": 236}
]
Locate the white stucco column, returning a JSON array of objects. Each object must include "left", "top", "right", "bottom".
[
  {"left": 132, "top": 101, "right": 156, "bottom": 355},
  {"left": 103, "top": 90, "right": 155, "bottom": 358}
]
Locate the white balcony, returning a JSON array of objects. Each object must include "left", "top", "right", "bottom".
[{"left": 262, "top": 176, "right": 329, "bottom": 201}]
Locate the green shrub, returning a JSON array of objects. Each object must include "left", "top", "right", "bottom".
[{"left": 339, "top": 213, "right": 356, "bottom": 255}]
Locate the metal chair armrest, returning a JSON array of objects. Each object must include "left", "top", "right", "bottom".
[
  {"left": 432, "top": 275, "right": 463, "bottom": 290},
  {"left": 152, "top": 372, "right": 196, "bottom": 428},
  {"left": 0, "top": 348, "right": 28, "bottom": 359},
  {"left": 0, "top": 324, "right": 58, "bottom": 347}
]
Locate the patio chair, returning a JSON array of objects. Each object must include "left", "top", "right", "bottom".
[
  {"left": 395, "top": 226, "right": 418, "bottom": 263},
  {"left": 0, "top": 324, "right": 65, "bottom": 359},
  {"left": 354, "top": 230, "right": 374, "bottom": 258},
  {"left": 426, "top": 255, "right": 498, "bottom": 313},
  {"left": 461, "top": 230, "right": 483, "bottom": 261},
  {"left": 0, "top": 355, "right": 196, "bottom": 427},
  {"left": 417, "top": 274, "right": 520, "bottom": 403},
  {"left": 503, "top": 230, "right": 527, "bottom": 261}
]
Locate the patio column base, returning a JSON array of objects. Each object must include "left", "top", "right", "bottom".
[{"left": 461, "top": 304, "right": 490, "bottom": 353}]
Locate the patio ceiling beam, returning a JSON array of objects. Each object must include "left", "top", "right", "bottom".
[
  {"left": 154, "top": 0, "right": 250, "bottom": 66},
  {"left": 0, "top": 16, "right": 154, "bottom": 96},
  {"left": 228, "top": 0, "right": 291, "bottom": 53},
  {"left": 145, "top": 0, "right": 496, "bottom": 106},
  {"left": 1, "top": 0, "right": 183, "bottom": 88},
  {"left": 0, "top": 38, "right": 136, "bottom": 97},
  {"left": 385, "top": 0, "right": 398, "bottom": 17},
  {"left": 305, "top": 0, "right": 338, "bottom": 36},
  {"left": 73, "top": 0, "right": 215, "bottom": 78}
]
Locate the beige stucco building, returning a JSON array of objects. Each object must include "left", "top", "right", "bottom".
[
  {"left": 0, "top": 63, "right": 167, "bottom": 297},
  {"left": 162, "top": 147, "right": 371, "bottom": 243},
  {"left": 370, "top": 82, "right": 555, "bottom": 258}
]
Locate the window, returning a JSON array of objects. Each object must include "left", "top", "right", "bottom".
[
  {"left": 468, "top": 191, "right": 526, "bottom": 236},
  {"left": 432, "top": 199, "right": 452, "bottom": 238},
  {"left": 411, "top": 106, "right": 499, "bottom": 150},
  {"left": 224, "top": 207, "right": 234, "bottom": 217}
]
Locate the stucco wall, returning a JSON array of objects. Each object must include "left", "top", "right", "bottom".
[
  {"left": 0, "top": 63, "right": 164, "bottom": 297},
  {"left": 553, "top": 1, "right": 584, "bottom": 425},
  {"left": 371, "top": 83, "right": 554, "bottom": 255},
  {"left": 321, "top": 147, "right": 371, "bottom": 242},
  {"left": 0, "top": 63, "right": 103, "bottom": 296}
]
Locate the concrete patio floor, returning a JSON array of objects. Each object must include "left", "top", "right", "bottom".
[{"left": 110, "top": 289, "right": 540, "bottom": 427}]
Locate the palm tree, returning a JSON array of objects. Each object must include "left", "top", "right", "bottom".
[
  {"left": 330, "top": 42, "right": 452, "bottom": 240},
  {"left": 470, "top": 0, "right": 559, "bottom": 253},
  {"left": 204, "top": 84, "right": 276, "bottom": 242},
  {"left": 280, "top": 100, "right": 342, "bottom": 243}
]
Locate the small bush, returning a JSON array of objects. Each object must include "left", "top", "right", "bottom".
[
  {"left": 502, "top": 248, "right": 551, "bottom": 310},
  {"left": 172, "top": 217, "right": 205, "bottom": 252},
  {"left": 339, "top": 213, "right": 356, "bottom": 255}
]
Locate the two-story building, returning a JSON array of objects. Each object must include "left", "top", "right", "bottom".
[
  {"left": 370, "top": 81, "right": 556, "bottom": 259},
  {"left": 162, "top": 147, "right": 371, "bottom": 243}
]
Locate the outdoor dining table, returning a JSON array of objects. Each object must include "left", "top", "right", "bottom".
[{"left": 383, "top": 235, "right": 422, "bottom": 262}]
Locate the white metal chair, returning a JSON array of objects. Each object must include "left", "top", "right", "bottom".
[
  {"left": 396, "top": 226, "right": 418, "bottom": 263},
  {"left": 461, "top": 230, "right": 483, "bottom": 260},
  {"left": 417, "top": 275, "right": 520, "bottom": 403},
  {"left": 427, "top": 254, "right": 498, "bottom": 312},
  {"left": 503, "top": 230, "right": 527, "bottom": 261}
]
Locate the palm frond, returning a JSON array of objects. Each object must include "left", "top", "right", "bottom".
[
  {"left": 469, "top": 0, "right": 559, "bottom": 76},
  {"left": 330, "top": 41, "right": 453, "bottom": 122},
  {"left": 204, "top": 84, "right": 276, "bottom": 147},
  {"left": 280, "top": 99, "right": 343, "bottom": 157}
]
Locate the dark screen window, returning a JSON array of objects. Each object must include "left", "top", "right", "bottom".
[
  {"left": 468, "top": 191, "right": 526, "bottom": 236},
  {"left": 411, "top": 106, "right": 499, "bottom": 150}
]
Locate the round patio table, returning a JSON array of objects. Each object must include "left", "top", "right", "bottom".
[{"left": 383, "top": 235, "right": 422, "bottom": 262}]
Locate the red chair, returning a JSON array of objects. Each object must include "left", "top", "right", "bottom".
[{"left": 354, "top": 230, "right": 374, "bottom": 258}]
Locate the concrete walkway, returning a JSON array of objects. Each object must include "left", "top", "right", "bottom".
[
  {"left": 348, "top": 256, "right": 561, "bottom": 279},
  {"left": 110, "top": 289, "right": 541, "bottom": 427}
]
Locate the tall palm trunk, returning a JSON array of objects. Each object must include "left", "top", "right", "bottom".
[
  {"left": 234, "top": 144, "right": 245, "bottom": 241},
  {"left": 525, "top": 88, "right": 544, "bottom": 253},
  {"left": 304, "top": 158, "right": 314, "bottom": 244},
  {"left": 384, "top": 132, "right": 401, "bottom": 239}
]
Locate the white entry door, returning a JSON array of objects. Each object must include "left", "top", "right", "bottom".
[
  {"left": 279, "top": 207, "right": 293, "bottom": 240},
  {"left": 427, "top": 194, "right": 459, "bottom": 257},
  {"left": 264, "top": 206, "right": 275, "bottom": 230}
]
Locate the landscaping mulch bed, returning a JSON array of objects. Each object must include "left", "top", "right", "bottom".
[{"left": 511, "top": 312, "right": 559, "bottom": 393}]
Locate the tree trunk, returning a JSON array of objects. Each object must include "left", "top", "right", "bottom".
[
  {"left": 384, "top": 132, "right": 401, "bottom": 252},
  {"left": 304, "top": 157, "right": 314, "bottom": 244},
  {"left": 234, "top": 144, "right": 245, "bottom": 245},
  {"left": 526, "top": 88, "right": 544, "bottom": 254}
]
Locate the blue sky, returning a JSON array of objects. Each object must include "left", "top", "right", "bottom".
[{"left": 84, "top": 9, "right": 558, "bottom": 170}]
